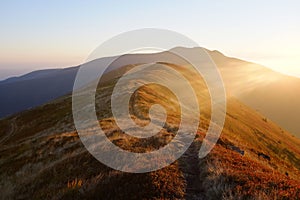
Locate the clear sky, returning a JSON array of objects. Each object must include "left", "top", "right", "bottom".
[{"left": 0, "top": 0, "right": 299, "bottom": 80}]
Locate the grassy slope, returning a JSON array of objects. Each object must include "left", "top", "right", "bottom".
[{"left": 0, "top": 63, "right": 300, "bottom": 199}]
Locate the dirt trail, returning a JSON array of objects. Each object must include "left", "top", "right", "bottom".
[
  {"left": 179, "top": 140, "right": 206, "bottom": 200},
  {"left": 0, "top": 117, "right": 17, "bottom": 145}
]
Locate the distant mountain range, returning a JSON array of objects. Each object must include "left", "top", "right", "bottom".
[
  {"left": 0, "top": 66, "right": 79, "bottom": 118},
  {"left": 0, "top": 47, "right": 299, "bottom": 138}
]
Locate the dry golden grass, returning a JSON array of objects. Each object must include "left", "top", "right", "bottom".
[
  {"left": 0, "top": 62, "right": 300, "bottom": 199},
  {"left": 199, "top": 142, "right": 300, "bottom": 199}
]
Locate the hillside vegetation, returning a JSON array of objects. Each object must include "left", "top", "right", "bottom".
[{"left": 0, "top": 63, "right": 300, "bottom": 199}]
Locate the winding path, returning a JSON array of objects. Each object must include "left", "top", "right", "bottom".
[
  {"left": 180, "top": 140, "right": 206, "bottom": 200},
  {"left": 0, "top": 117, "right": 17, "bottom": 145}
]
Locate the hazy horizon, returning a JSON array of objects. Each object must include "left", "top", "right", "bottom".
[
  {"left": 1, "top": 47, "right": 300, "bottom": 81},
  {"left": 1, "top": 0, "right": 300, "bottom": 80}
]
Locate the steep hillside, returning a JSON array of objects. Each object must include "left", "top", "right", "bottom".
[
  {"left": 209, "top": 50, "right": 300, "bottom": 138},
  {"left": 0, "top": 63, "right": 300, "bottom": 199}
]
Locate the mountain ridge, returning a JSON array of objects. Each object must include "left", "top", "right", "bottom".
[{"left": 1, "top": 47, "right": 300, "bottom": 139}]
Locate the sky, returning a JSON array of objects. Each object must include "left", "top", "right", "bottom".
[{"left": 0, "top": 0, "right": 300, "bottom": 80}]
